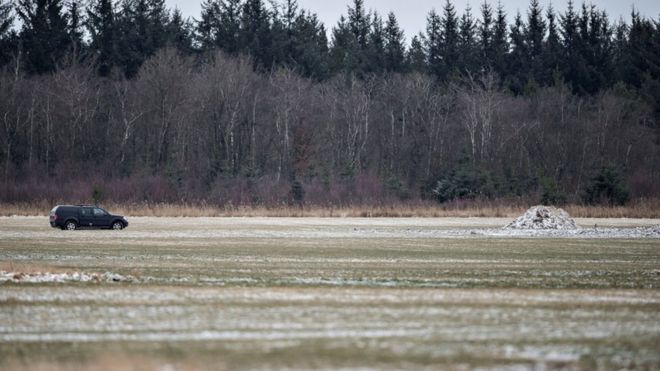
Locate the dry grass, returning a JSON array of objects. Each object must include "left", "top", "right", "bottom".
[
  {"left": 1, "top": 354, "right": 221, "bottom": 371},
  {"left": 1, "top": 199, "right": 659, "bottom": 218},
  {"left": 0, "top": 261, "right": 68, "bottom": 275}
]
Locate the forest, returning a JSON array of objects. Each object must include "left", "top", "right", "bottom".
[{"left": 0, "top": 0, "right": 658, "bottom": 208}]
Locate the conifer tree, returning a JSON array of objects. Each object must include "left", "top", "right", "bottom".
[
  {"left": 17, "top": 0, "right": 70, "bottom": 74},
  {"left": 525, "top": 0, "right": 546, "bottom": 83},
  {"left": 478, "top": 1, "right": 493, "bottom": 71},
  {"left": 67, "top": 0, "right": 84, "bottom": 58},
  {"left": 367, "top": 12, "right": 385, "bottom": 74},
  {"left": 458, "top": 3, "right": 478, "bottom": 74},
  {"left": 147, "top": 0, "right": 169, "bottom": 50},
  {"left": 346, "top": 0, "right": 370, "bottom": 74},
  {"left": 0, "top": 0, "right": 16, "bottom": 66},
  {"left": 560, "top": 0, "right": 583, "bottom": 92},
  {"left": 425, "top": 9, "right": 442, "bottom": 78},
  {"left": 87, "top": 0, "right": 117, "bottom": 76},
  {"left": 407, "top": 33, "right": 426, "bottom": 73},
  {"left": 292, "top": 11, "right": 328, "bottom": 78},
  {"left": 116, "top": 0, "right": 151, "bottom": 77},
  {"left": 329, "top": 15, "right": 354, "bottom": 74},
  {"left": 347, "top": 0, "right": 369, "bottom": 50},
  {"left": 440, "top": 0, "right": 459, "bottom": 80},
  {"left": 491, "top": 2, "right": 508, "bottom": 77},
  {"left": 241, "top": 0, "right": 272, "bottom": 67},
  {"left": 167, "top": 8, "right": 194, "bottom": 53},
  {"left": 196, "top": 0, "right": 220, "bottom": 50},
  {"left": 507, "top": 11, "right": 527, "bottom": 93},
  {"left": 384, "top": 12, "right": 405, "bottom": 73},
  {"left": 0, "top": 0, "right": 11, "bottom": 37},
  {"left": 543, "top": 4, "right": 561, "bottom": 85},
  {"left": 218, "top": 0, "right": 241, "bottom": 54}
]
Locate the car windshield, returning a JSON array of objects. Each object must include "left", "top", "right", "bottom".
[{"left": 93, "top": 208, "right": 107, "bottom": 216}]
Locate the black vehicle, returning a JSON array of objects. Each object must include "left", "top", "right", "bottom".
[{"left": 49, "top": 205, "right": 129, "bottom": 231}]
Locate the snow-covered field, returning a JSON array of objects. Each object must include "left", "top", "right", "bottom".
[{"left": 1, "top": 216, "right": 659, "bottom": 369}]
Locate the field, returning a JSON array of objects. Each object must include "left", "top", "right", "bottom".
[{"left": 1, "top": 217, "right": 659, "bottom": 370}]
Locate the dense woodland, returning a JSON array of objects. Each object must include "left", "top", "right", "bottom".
[{"left": 0, "top": 0, "right": 659, "bottom": 207}]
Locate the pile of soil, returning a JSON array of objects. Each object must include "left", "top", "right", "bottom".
[{"left": 506, "top": 206, "right": 578, "bottom": 230}]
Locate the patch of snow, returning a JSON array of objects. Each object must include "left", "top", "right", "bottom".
[
  {"left": 0, "top": 271, "right": 136, "bottom": 284},
  {"left": 506, "top": 206, "right": 577, "bottom": 230}
]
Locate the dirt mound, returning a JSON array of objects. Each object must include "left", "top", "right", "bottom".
[{"left": 506, "top": 206, "right": 578, "bottom": 230}]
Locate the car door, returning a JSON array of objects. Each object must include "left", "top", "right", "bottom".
[
  {"left": 79, "top": 207, "right": 94, "bottom": 228},
  {"left": 93, "top": 207, "right": 111, "bottom": 228}
]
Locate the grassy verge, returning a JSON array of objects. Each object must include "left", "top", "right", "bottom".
[{"left": 1, "top": 199, "right": 659, "bottom": 218}]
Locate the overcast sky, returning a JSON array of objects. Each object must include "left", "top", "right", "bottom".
[{"left": 167, "top": 0, "right": 660, "bottom": 41}]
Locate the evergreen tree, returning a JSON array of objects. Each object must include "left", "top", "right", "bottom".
[
  {"left": 560, "top": 0, "right": 584, "bottom": 93},
  {"left": 612, "top": 19, "right": 629, "bottom": 85},
  {"left": 347, "top": 0, "right": 369, "bottom": 50},
  {"left": 147, "top": 0, "right": 169, "bottom": 50},
  {"left": 407, "top": 33, "right": 426, "bottom": 73},
  {"left": 114, "top": 0, "right": 169, "bottom": 76},
  {"left": 458, "top": 3, "right": 478, "bottom": 74},
  {"left": 625, "top": 9, "right": 660, "bottom": 117},
  {"left": 478, "top": 1, "right": 494, "bottom": 71},
  {"left": 507, "top": 11, "right": 527, "bottom": 94},
  {"left": 0, "top": 0, "right": 11, "bottom": 37},
  {"left": 384, "top": 12, "right": 405, "bottom": 73},
  {"left": 525, "top": 0, "right": 546, "bottom": 84},
  {"left": 346, "top": 0, "right": 370, "bottom": 74},
  {"left": 0, "top": 0, "right": 16, "bottom": 67},
  {"left": 543, "top": 4, "right": 561, "bottom": 85},
  {"left": 367, "top": 12, "right": 385, "bottom": 74},
  {"left": 67, "top": 0, "right": 84, "bottom": 58},
  {"left": 87, "top": 0, "right": 117, "bottom": 76},
  {"left": 218, "top": 0, "right": 241, "bottom": 54},
  {"left": 280, "top": 0, "right": 298, "bottom": 60},
  {"left": 240, "top": 0, "right": 272, "bottom": 67},
  {"left": 291, "top": 11, "right": 328, "bottom": 78},
  {"left": 491, "top": 2, "right": 508, "bottom": 77},
  {"left": 196, "top": 0, "right": 220, "bottom": 50},
  {"left": 585, "top": 7, "right": 613, "bottom": 93},
  {"left": 440, "top": 0, "right": 459, "bottom": 80},
  {"left": 117, "top": 0, "right": 150, "bottom": 77},
  {"left": 424, "top": 9, "right": 442, "bottom": 78},
  {"left": 17, "top": 0, "right": 70, "bottom": 74},
  {"left": 166, "top": 8, "right": 194, "bottom": 53},
  {"left": 329, "top": 15, "right": 355, "bottom": 74}
]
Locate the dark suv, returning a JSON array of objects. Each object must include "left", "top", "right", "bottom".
[{"left": 49, "top": 205, "right": 129, "bottom": 231}]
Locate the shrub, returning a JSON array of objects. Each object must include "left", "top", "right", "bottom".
[
  {"left": 290, "top": 179, "right": 305, "bottom": 205},
  {"left": 540, "top": 177, "right": 567, "bottom": 205},
  {"left": 92, "top": 186, "right": 104, "bottom": 205},
  {"left": 582, "top": 167, "right": 630, "bottom": 206},
  {"left": 431, "top": 163, "right": 494, "bottom": 203}
]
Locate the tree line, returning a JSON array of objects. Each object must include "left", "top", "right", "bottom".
[{"left": 0, "top": 0, "right": 658, "bottom": 206}]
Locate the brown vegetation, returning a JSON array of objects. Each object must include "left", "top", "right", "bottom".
[
  {"left": 0, "top": 261, "right": 68, "bottom": 274},
  {"left": 2, "top": 198, "right": 658, "bottom": 218},
  {"left": 0, "top": 354, "right": 218, "bottom": 371}
]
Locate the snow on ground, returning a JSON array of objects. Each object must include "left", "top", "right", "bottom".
[
  {"left": 0, "top": 216, "right": 659, "bottom": 240},
  {"left": 506, "top": 206, "right": 578, "bottom": 230},
  {"left": 0, "top": 271, "right": 135, "bottom": 284}
]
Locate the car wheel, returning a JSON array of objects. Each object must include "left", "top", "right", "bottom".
[
  {"left": 112, "top": 221, "right": 124, "bottom": 230},
  {"left": 65, "top": 221, "right": 77, "bottom": 231}
]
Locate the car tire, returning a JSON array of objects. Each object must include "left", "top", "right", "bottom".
[
  {"left": 65, "top": 220, "right": 77, "bottom": 231},
  {"left": 112, "top": 221, "right": 124, "bottom": 230}
]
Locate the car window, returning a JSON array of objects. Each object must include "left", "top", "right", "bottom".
[
  {"left": 93, "top": 208, "right": 107, "bottom": 216},
  {"left": 80, "top": 208, "right": 93, "bottom": 216}
]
